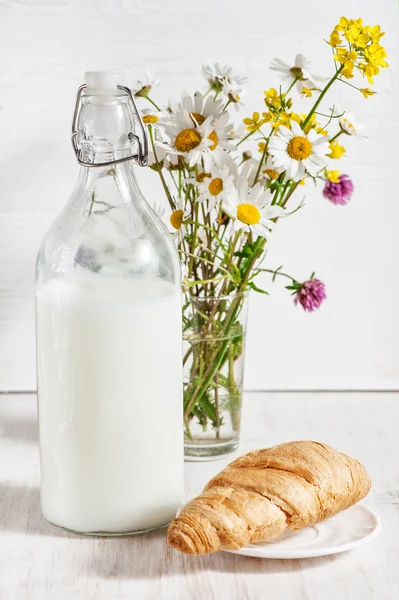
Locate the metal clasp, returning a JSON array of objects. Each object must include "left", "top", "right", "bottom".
[{"left": 71, "top": 84, "right": 148, "bottom": 168}]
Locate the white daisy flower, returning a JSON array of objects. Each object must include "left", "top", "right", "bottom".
[
  {"left": 202, "top": 112, "right": 236, "bottom": 170},
  {"left": 202, "top": 63, "right": 247, "bottom": 91},
  {"left": 241, "top": 157, "right": 282, "bottom": 186},
  {"left": 268, "top": 120, "right": 329, "bottom": 181},
  {"left": 147, "top": 144, "right": 168, "bottom": 168},
  {"left": 178, "top": 91, "right": 225, "bottom": 123},
  {"left": 270, "top": 54, "right": 325, "bottom": 93},
  {"left": 161, "top": 110, "right": 214, "bottom": 167},
  {"left": 262, "top": 156, "right": 283, "bottom": 182},
  {"left": 214, "top": 149, "right": 238, "bottom": 179},
  {"left": 223, "top": 80, "right": 246, "bottom": 111},
  {"left": 132, "top": 71, "right": 160, "bottom": 97},
  {"left": 192, "top": 164, "right": 235, "bottom": 213},
  {"left": 141, "top": 108, "right": 169, "bottom": 132},
  {"left": 241, "top": 158, "right": 259, "bottom": 186},
  {"left": 223, "top": 179, "right": 284, "bottom": 240},
  {"left": 228, "top": 121, "right": 246, "bottom": 140},
  {"left": 169, "top": 197, "right": 190, "bottom": 243},
  {"left": 339, "top": 113, "right": 367, "bottom": 139}
]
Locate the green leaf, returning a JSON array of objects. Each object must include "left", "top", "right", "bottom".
[
  {"left": 248, "top": 281, "right": 269, "bottom": 294},
  {"left": 198, "top": 394, "right": 217, "bottom": 424}
]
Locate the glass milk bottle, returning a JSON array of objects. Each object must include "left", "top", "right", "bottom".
[{"left": 35, "top": 72, "right": 184, "bottom": 534}]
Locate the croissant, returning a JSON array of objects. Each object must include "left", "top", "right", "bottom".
[{"left": 167, "top": 441, "right": 371, "bottom": 555}]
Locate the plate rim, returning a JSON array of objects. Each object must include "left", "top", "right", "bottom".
[{"left": 223, "top": 504, "right": 381, "bottom": 559}]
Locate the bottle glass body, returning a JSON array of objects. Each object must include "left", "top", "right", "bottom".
[{"left": 35, "top": 89, "right": 184, "bottom": 534}]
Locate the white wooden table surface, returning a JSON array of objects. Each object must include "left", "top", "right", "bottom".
[{"left": 0, "top": 392, "right": 398, "bottom": 600}]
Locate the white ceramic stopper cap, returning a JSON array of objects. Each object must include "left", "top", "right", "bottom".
[{"left": 84, "top": 71, "right": 121, "bottom": 90}]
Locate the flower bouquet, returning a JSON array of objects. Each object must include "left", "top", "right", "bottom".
[{"left": 133, "top": 17, "right": 388, "bottom": 458}]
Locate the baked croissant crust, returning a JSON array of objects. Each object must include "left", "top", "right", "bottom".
[{"left": 167, "top": 441, "right": 371, "bottom": 555}]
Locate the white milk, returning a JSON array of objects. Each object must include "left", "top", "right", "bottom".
[{"left": 36, "top": 271, "right": 184, "bottom": 533}]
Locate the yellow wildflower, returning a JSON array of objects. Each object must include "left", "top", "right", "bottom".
[
  {"left": 272, "top": 111, "right": 300, "bottom": 130},
  {"left": 329, "top": 29, "right": 342, "bottom": 47},
  {"left": 326, "top": 170, "right": 341, "bottom": 183},
  {"left": 300, "top": 113, "right": 317, "bottom": 134},
  {"left": 243, "top": 111, "right": 274, "bottom": 132},
  {"left": 327, "top": 140, "right": 346, "bottom": 159},
  {"left": 302, "top": 87, "right": 314, "bottom": 98},
  {"left": 264, "top": 88, "right": 285, "bottom": 109},
  {"left": 364, "top": 24, "right": 385, "bottom": 43},
  {"left": 258, "top": 142, "right": 266, "bottom": 154},
  {"left": 335, "top": 16, "right": 350, "bottom": 32},
  {"left": 358, "top": 61, "right": 378, "bottom": 85},
  {"left": 341, "top": 61, "right": 355, "bottom": 79},
  {"left": 290, "top": 113, "right": 302, "bottom": 125},
  {"left": 345, "top": 22, "right": 370, "bottom": 48},
  {"left": 316, "top": 125, "right": 329, "bottom": 136},
  {"left": 243, "top": 112, "right": 265, "bottom": 132},
  {"left": 299, "top": 179, "right": 306, "bottom": 185},
  {"left": 360, "top": 87, "right": 376, "bottom": 98},
  {"left": 364, "top": 42, "right": 389, "bottom": 69},
  {"left": 334, "top": 48, "right": 358, "bottom": 63},
  {"left": 334, "top": 48, "right": 357, "bottom": 78}
]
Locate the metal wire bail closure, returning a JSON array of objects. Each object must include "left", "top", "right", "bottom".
[{"left": 71, "top": 84, "right": 148, "bottom": 168}]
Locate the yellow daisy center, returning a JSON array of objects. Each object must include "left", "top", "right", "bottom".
[
  {"left": 190, "top": 112, "right": 205, "bottom": 125},
  {"left": 264, "top": 168, "right": 280, "bottom": 180},
  {"left": 237, "top": 203, "right": 261, "bottom": 226},
  {"left": 170, "top": 209, "right": 184, "bottom": 230},
  {"left": 208, "top": 177, "right": 223, "bottom": 196},
  {"left": 287, "top": 136, "right": 312, "bottom": 161},
  {"left": 208, "top": 130, "right": 219, "bottom": 151},
  {"left": 142, "top": 114, "right": 159, "bottom": 124},
  {"left": 175, "top": 129, "right": 202, "bottom": 152},
  {"left": 290, "top": 66, "right": 304, "bottom": 80}
]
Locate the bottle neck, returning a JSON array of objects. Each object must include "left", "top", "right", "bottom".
[
  {"left": 77, "top": 91, "right": 136, "bottom": 165},
  {"left": 72, "top": 91, "right": 145, "bottom": 214}
]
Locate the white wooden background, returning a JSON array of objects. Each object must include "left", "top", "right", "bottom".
[{"left": 0, "top": 0, "right": 398, "bottom": 392}]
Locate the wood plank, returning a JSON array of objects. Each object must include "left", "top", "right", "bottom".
[{"left": 0, "top": 392, "right": 398, "bottom": 598}]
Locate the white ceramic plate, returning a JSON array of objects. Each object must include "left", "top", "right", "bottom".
[
  {"left": 225, "top": 504, "right": 381, "bottom": 559},
  {"left": 177, "top": 502, "right": 381, "bottom": 559}
]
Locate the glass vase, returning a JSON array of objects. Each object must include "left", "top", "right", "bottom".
[{"left": 183, "top": 292, "right": 248, "bottom": 460}]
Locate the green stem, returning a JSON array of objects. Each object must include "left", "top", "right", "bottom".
[
  {"left": 328, "top": 130, "right": 344, "bottom": 144},
  {"left": 286, "top": 77, "right": 299, "bottom": 94},
  {"left": 285, "top": 184, "right": 299, "bottom": 207},
  {"left": 337, "top": 77, "right": 362, "bottom": 92},
  {"left": 148, "top": 127, "right": 175, "bottom": 210},
  {"left": 254, "top": 143, "right": 268, "bottom": 184},
  {"left": 188, "top": 203, "right": 199, "bottom": 278},
  {"left": 143, "top": 94, "right": 161, "bottom": 111},
  {"left": 187, "top": 275, "right": 227, "bottom": 288},
  {"left": 184, "top": 239, "right": 262, "bottom": 421},
  {"left": 237, "top": 130, "right": 256, "bottom": 147},
  {"left": 302, "top": 65, "right": 344, "bottom": 129},
  {"left": 261, "top": 268, "right": 297, "bottom": 283},
  {"left": 178, "top": 249, "right": 232, "bottom": 278},
  {"left": 223, "top": 99, "right": 232, "bottom": 111}
]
